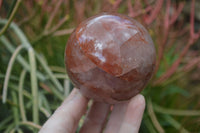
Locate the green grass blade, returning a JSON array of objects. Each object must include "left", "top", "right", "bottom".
[
  {"left": 18, "top": 70, "right": 27, "bottom": 121},
  {"left": 11, "top": 91, "right": 19, "bottom": 125},
  {"left": 0, "top": 36, "right": 46, "bottom": 81},
  {"left": 0, "top": 20, "right": 64, "bottom": 92},
  {"left": 154, "top": 104, "right": 200, "bottom": 116},
  {"left": 147, "top": 98, "right": 165, "bottom": 133},
  {"left": 0, "top": 0, "right": 21, "bottom": 36},
  {"left": 36, "top": 53, "right": 64, "bottom": 92},
  {"left": 19, "top": 121, "right": 41, "bottom": 130},
  {"left": 0, "top": 116, "right": 12, "bottom": 130},
  {"left": 28, "top": 47, "right": 39, "bottom": 124},
  {"left": 2, "top": 45, "right": 24, "bottom": 103},
  {"left": 164, "top": 115, "right": 189, "bottom": 133}
]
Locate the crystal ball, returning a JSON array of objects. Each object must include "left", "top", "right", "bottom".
[{"left": 65, "top": 13, "right": 156, "bottom": 104}]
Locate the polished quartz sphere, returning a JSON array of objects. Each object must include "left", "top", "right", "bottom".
[{"left": 65, "top": 13, "right": 156, "bottom": 104}]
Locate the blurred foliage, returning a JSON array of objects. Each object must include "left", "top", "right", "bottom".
[{"left": 0, "top": 0, "right": 200, "bottom": 133}]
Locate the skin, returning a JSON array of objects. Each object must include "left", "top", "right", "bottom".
[{"left": 39, "top": 88, "right": 145, "bottom": 133}]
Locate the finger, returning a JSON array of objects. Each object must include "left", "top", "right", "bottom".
[
  {"left": 119, "top": 94, "right": 146, "bottom": 133},
  {"left": 39, "top": 88, "right": 89, "bottom": 133},
  {"left": 104, "top": 101, "right": 129, "bottom": 133},
  {"left": 79, "top": 101, "right": 110, "bottom": 133}
]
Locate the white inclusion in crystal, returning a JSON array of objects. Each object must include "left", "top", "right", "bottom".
[
  {"left": 124, "top": 29, "right": 138, "bottom": 40},
  {"left": 92, "top": 52, "right": 106, "bottom": 62},
  {"left": 80, "top": 34, "right": 94, "bottom": 42},
  {"left": 93, "top": 41, "right": 106, "bottom": 62},
  {"left": 94, "top": 42, "right": 103, "bottom": 50},
  {"left": 128, "top": 57, "right": 132, "bottom": 62},
  {"left": 117, "top": 28, "right": 138, "bottom": 46},
  {"left": 123, "top": 32, "right": 131, "bottom": 40},
  {"left": 131, "top": 29, "right": 138, "bottom": 35},
  {"left": 78, "top": 27, "right": 83, "bottom": 34}
]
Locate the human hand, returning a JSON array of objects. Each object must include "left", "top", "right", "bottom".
[{"left": 39, "top": 88, "right": 145, "bottom": 133}]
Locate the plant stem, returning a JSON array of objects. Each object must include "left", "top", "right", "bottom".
[
  {"left": 19, "top": 121, "right": 41, "bottom": 129},
  {"left": 2, "top": 45, "right": 24, "bottom": 103},
  {"left": 10, "top": 83, "right": 32, "bottom": 99},
  {"left": 154, "top": 104, "right": 200, "bottom": 116},
  {"left": 35, "top": 53, "right": 64, "bottom": 92},
  {"left": 6, "top": 0, "right": 17, "bottom": 18},
  {"left": 0, "top": 116, "right": 12, "bottom": 130},
  {"left": 48, "top": 83, "right": 64, "bottom": 101},
  {"left": 53, "top": 28, "right": 74, "bottom": 36},
  {"left": 49, "top": 66, "right": 66, "bottom": 73},
  {"left": 17, "top": 129, "right": 23, "bottom": 133},
  {"left": 11, "top": 91, "right": 19, "bottom": 126},
  {"left": 40, "top": 107, "right": 51, "bottom": 117},
  {"left": 28, "top": 47, "right": 39, "bottom": 124},
  {"left": 18, "top": 70, "right": 27, "bottom": 121},
  {"left": 44, "top": 0, "right": 63, "bottom": 31},
  {"left": 41, "top": 94, "right": 52, "bottom": 115},
  {"left": 0, "top": 0, "right": 21, "bottom": 36},
  {"left": 53, "top": 73, "right": 69, "bottom": 79},
  {"left": 147, "top": 98, "right": 165, "bottom": 133},
  {"left": 4, "top": 123, "right": 15, "bottom": 133},
  {"left": 0, "top": 74, "right": 19, "bottom": 81},
  {"left": 10, "top": 128, "right": 17, "bottom": 133},
  {"left": 0, "top": 35, "right": 46, "bottom": 81},
  {"left": 144, "top": 118, "right": 157, "bottom": 133},
  {"left": 0, "top": 20, "right": 64, "bottom": 92},
  {"left": 164, "top": 115, "right": 189, "bottom": 133},
  {"left": 38, "top": 92, "right": 51, "bottom": 117}
]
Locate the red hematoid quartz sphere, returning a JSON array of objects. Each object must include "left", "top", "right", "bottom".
[{"left": 65, "top": 13, "right": 156, "bottom": 104}]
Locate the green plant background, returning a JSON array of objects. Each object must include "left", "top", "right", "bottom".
[{"left": 0, "top": 0, "right": 200, "bottom": 133}]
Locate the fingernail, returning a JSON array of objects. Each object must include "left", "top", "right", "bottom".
[
  {"left": 130, "top": 94, "right": 146, "bottom": 107},
  {"left": 62, "top": 88, "right": 81, "bottom": 105}
]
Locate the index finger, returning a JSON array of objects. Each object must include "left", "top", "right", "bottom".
[
  {"left": 39, "top": 88, "right": 89, "bottom": 133},
  {"left": 119, "top": 94, "right": 146, "bottom": 133}
]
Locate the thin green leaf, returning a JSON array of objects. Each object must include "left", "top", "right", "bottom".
[
  {"left": 2, "top": 45, "right": 24, "bottom": 103},
  {"left": 28, "top": 47, "right": 39, "bottom": 124},
  {"left": 18, "top": 70, "right": 27, "bottom": 121}
]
